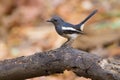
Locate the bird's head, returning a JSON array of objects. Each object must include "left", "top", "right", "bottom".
[{"left": 47, "top": 16, "right": 64, "bottom": 25}]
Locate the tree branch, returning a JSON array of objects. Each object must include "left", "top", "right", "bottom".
[{"left": 0, "top": 46, "right": 119, "bottom": 80}]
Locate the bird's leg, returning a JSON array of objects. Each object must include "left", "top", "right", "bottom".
[
  {"left": 61, "top": 38, "right": 74, "bottom": 47},
  {"left": 61, "top": 39, "right": 70, "bottom": 46}
]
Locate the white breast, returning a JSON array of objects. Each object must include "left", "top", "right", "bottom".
[{"left": 67, "top": 34, "right": 78, "bottom": 39}]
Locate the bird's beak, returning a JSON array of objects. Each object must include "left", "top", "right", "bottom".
[{"left": 46, "top": 20, "right": 52, "bottom": 22}]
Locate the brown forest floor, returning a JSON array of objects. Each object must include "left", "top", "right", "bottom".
[{"left": 0, "top": 0, "right": 120, "bottom": 80}]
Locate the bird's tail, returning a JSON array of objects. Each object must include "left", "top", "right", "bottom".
[
  {"left": 75, "top": 9, "right": 97, "bottom": 31},
  {"left": 81, "top": 9, "right": 97, "bottom": 24}
]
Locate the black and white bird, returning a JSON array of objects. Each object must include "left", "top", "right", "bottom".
[{"left": 47, "top": 10, "right": 97, "bottom": 46}]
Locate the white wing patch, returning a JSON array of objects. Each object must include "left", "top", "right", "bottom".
[
  {"left": 62, "top": 26, "right": 76, "bottom": 31},
  {"left": 62, "top": 26, "right": 80, "bottom": 33},
  {"left": 80, "top": 24, "right": 84, "bottom": 31}
]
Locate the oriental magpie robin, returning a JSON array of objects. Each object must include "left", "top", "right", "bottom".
[{"left": 47, "top": 10, "right": 97, "bottom": 46}]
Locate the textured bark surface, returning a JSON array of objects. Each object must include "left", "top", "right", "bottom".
[{"left": 0, "top": 46, "right": 119, "bottom": 80}]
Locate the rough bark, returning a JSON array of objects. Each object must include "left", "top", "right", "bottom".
[{"left": 0, "top": 46, "right": 119, "bottom": 80}]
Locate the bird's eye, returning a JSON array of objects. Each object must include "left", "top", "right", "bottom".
[{"left": 54, "top": 19, "right": 57, "bottom": 22}]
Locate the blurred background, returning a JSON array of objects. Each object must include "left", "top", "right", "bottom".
[{"left": 0, "top": 0, "right": 120, "bottom": 80}]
